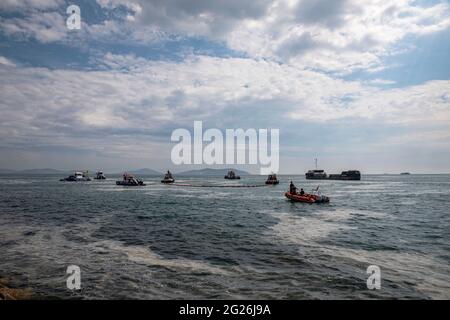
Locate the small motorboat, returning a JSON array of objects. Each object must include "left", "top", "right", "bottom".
[
  {"left": 285, "top": 191, "right": 330, "bottom": 203},
  {"left": 161, "top": 170, "right": 175, "bottom": 184},
  {"left": 224, "top": 170, "right": 240, "bottom": 180},
  {"left": 265, "top": 173, "right": 279, "bottom": 185},
  {"left": 94, "top": 171, "right": 106, "bottom": 180},
  {"left": 116, "top": 173, "right": 145, "bottom": 186},
  {"left": 60, "top": 171, "right": 91, "bottom": 182}
]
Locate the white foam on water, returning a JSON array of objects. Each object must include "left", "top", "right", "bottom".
[
  {"left": 169, "top": 193, "right": 203, "bottom": 198},
  {"left": 197, "top": 192, "right": 232, "bottom": 199},
  {"left": 0, "top": 179, "right": 32, "bottom": 185},
  {"left": 266, "top": 209, "right": 450, "bottom": 299},
  {"left": 166, "top": 190, "right": 231, "bottom": 199},
  {"left": 348, "top": 209, "right": 389, "bottom": 219},
  {"left": 319, "top": 246, "right": 450, "bottom": 299},
  {"left": 95, "top": 185, "right": 151, "bottom": 192},
  {"left": 94, "top": 240, "right": 231, "bottom": 276},
  {"left": 95, "top": 188, "right": 135, "bottom": 192},
  {"left": 267, "top": 209, "right": 356, "bottom": 247}
]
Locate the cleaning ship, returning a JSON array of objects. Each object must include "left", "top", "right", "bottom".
[
  {"left": 224, "top": 170, "right": 240, "bottom": 180},
  {"left": 305, "top": 159, "right": 328, "bottom": 179},
  {"left": 94, "top": 171, "right": 106, "bottom": 180},
  {"left": 116, "top": 173, "right": 145, "bottom": 186},
  {"left": 305, "top": 159, "right": 361, "bottom": 181},
  {"left": 161, "top": 170, "right": 175, "bottom": 184},
  {"left": 265, "top": 173, "right": 279, "bottom": 185},
  {"left": 60, "top": 171, "right": 91, "bottom": 182},
  {"left": 328, "top": 170, "right": 361, "bottom": 180}
]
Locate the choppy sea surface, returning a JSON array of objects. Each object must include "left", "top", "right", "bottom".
[{"left": 0, "top": 174, "right": 449, "bottom": 299}]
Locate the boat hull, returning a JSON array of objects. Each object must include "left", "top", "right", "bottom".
[
  {"left": 161, "top": 179, "right": 175, "bottom": 184},
  {"left": 60, "top": 178, "right": 91, "bottom": 182},
  {"left": 305, "top": 176, "right": 327, "bottom": 180},
  {"left": 285, "top": 192, "right": 329, "bottom": 203},
  {"left": 265, "top": 180, "right": 279, "bottom": 185},
  {"left": 116, "top": 181, "right": 146, "bottom": 186},
  {"left": 327, "top": 176, "right": 360, "bottom": 181}
]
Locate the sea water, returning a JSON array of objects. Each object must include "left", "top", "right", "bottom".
[{"left": 0, "top": 174, "right": 449, "bottom": 299}]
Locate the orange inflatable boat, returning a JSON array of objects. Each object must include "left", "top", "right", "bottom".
[{"left": 285, "top": 192, "right": 330, "bottom": 203}]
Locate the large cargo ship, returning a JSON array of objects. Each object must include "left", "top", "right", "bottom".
[
  {"left": 328, "top": 170, "right": 361, "bottom": 180},
  {"left": 305, "top": 159, "right": 361, "bottom": 181},
  {"left": 305, "top": 169, "right": 361, "bottom": 180}
]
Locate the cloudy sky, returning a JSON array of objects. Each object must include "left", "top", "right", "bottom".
[{"left": 0, "top": 0, "right": 449, "bottom": 174}]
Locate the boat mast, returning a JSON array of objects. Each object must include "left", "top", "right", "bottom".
[{"left": 315, "top": 158, "right": 318, "bottom": 170}]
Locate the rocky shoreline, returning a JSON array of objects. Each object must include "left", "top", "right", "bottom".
[{"left": 0, "top": 279, "right": 33, "bottom": 300}]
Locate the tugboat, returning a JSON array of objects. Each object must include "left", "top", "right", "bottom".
[
  {"left": 116, "top": 173, "right": 145, "bottom": 186},
  {"left": 265, "top": 173, "right": 279, "bottom": 185},
  {"left": 161, "top": 170, "right": 175, "bottom": 184},
  {"left": 94, "top": 171, "right": 106, "bottom": 180},
  {"left": 60, "top": 171, "right": 91, "bottom": 181},
  {"left": 224, "top": 170, "right": 240, "bottom": 180}
]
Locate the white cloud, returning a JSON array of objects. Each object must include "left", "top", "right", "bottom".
[
  {"left": 382, "top": 129, "right": 450, "bottom": 146},
  {"left": 0, "top": 54, "right": 449, "bottom": 153},
  {"left": 226, "top": 0, "right": 450, "bottom": 73},
  {"left": 366, "top": 78, "right": 396, "bottom": 86},
  {"left": 1, "top": 0, "right": 449, "bottom": 75},
  {"left": 0, "top": 0, "right": 63, "bottom": 11},
  {"left": 339, "top": 81, "right": 450, "bottom": 124},
  {"left": 0, "top": 11, "right": 67, "bottom": 43},
  {"left": 0, "top": 1, "right": 448, "bottom": 172},
  {"left": 0, "top": 50, "right": 449, "bottom": 172},
  {"left": 92, "top": 0, "right": 450, "bottom": 73},
  {"left": 0, "top": 56, "right": 16, "bottom": 67}
]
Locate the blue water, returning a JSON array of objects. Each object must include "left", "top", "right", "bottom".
[{"left": 0, "top": 174, "right": 449, "bottom": 299}]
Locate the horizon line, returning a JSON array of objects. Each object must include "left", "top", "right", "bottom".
[{"left": 0, "top": 167, "right": 449, "bottom": 175}]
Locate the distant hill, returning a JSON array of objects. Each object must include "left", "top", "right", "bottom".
[
  {"left": 0, "top": 168, "right": 17, "bottom": 174},
  {"left": 0, "top": 168, "right": 254, "bottom": 176},
  {"left": 178, "top": 168, "right": 250, "bottom": 176},
  {"left": 18, "top": 168, "right": 69, "bottom": 174},
  {"left": 0, "top": 168, "right": 163, "bottom": 175},
  {"left": 0, "top": 168, "right": 72, "bottom": 175},
  {"left": 126, "top": 168, "right": 161, "bottom": 175}
]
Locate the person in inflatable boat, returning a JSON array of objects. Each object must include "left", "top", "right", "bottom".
[{"left": 289, "top": 181, "right": 297, "bottom": 194}]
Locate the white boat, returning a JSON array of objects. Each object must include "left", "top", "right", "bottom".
[
  {"left": 60, "top": 171, "right": 91, "bottom": 181},
  {"left": 94, "top": 171, "right": 106, "bottom": 180}
]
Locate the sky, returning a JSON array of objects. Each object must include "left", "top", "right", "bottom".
[{"left": 0, "top": 0, "right": 450, "bottom": 174}]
